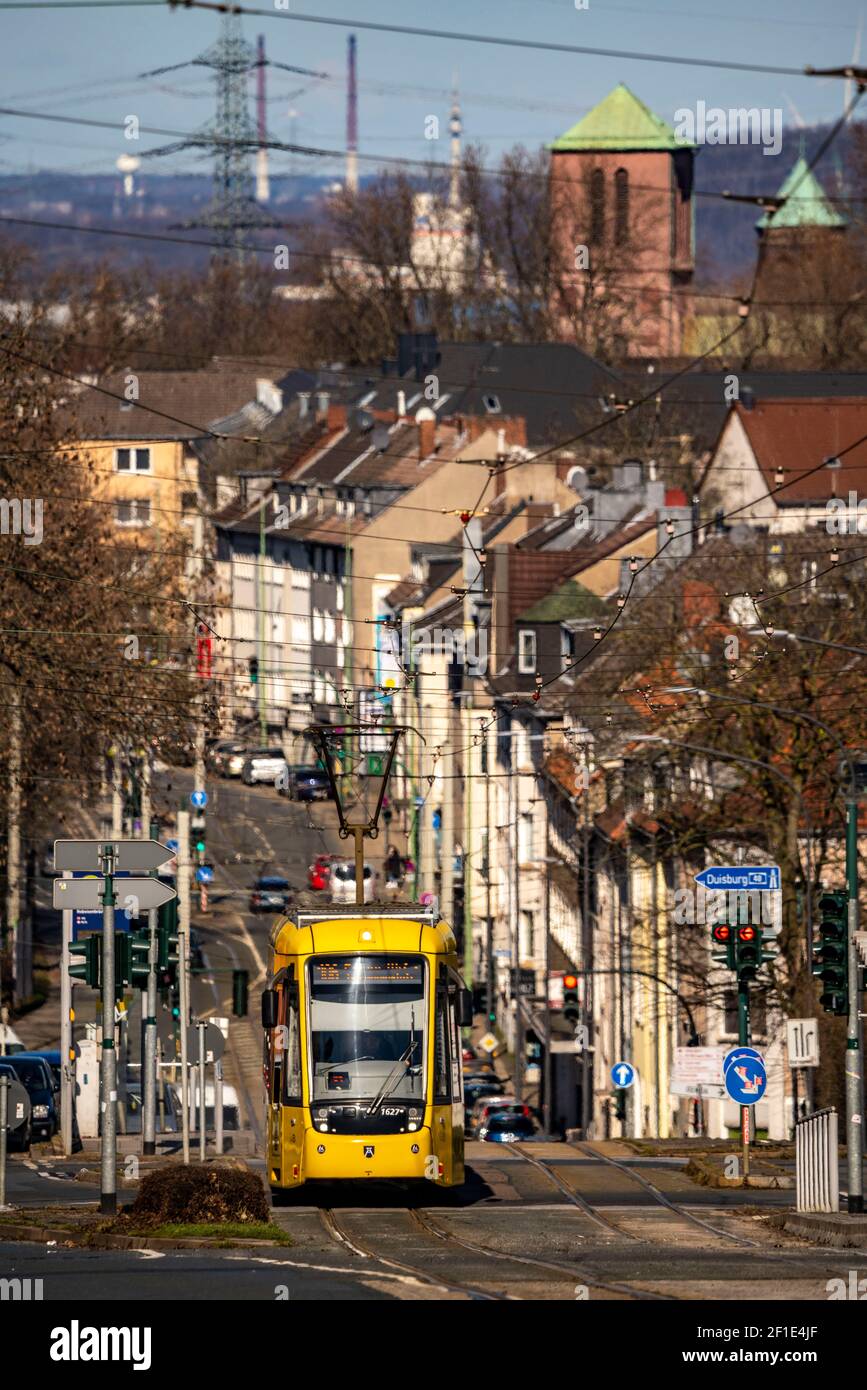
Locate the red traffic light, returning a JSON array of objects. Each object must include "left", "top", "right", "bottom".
[
  {"left": 563, "top": 973, "right": 579, "bottom": 990},
  {"left": 738, "top": 925, "right": 757, "bottom": 942},
  {"left": 711, "top": 925, "right": 731, "bottom": 943}
]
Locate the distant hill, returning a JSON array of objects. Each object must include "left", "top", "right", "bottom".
[{"left": 0, "top": 121, "right": 862, "bottom": 285}]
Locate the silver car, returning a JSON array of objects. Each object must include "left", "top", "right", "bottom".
[{"left": 242, "top": 748, "right": 289, "bottom": 786}]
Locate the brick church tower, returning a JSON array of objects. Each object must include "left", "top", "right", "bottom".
[{"left": 549, "top": 83, "right": 695, "bottom": 358}]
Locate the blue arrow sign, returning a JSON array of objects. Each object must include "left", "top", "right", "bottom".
[
  {"left": 190, "top": 790, "right": 208, "bottom": 810},
  {"left": 723, "top": 1046, "right": 763, "bottom": 1076},
  {"left": 196, "top": 866, "right": 214, "bottom": 884},
  {"left": 611, "top": 1061, "right": 635, "bottom": 1089},
  {"left": 694, "top": 864, "right": 780, "bottom": 891},
  {"left": 166, "top": 838, "right": 179, "bottom": 854},
  {"left": 724, "top": 1054, "right": 767, "bottom": 1105}
]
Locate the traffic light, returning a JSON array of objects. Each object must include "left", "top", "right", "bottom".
[
  {"left": 195, "top": 836, "right": 206, "bottom": 856},
  {"left": 233, "top": 968, "right": 249, "bottom": 1018},
  {"left": 734, "top": 923, "right": 762, "bottom": 984},
  {"left": 158, "top": 899, "right": 179, "bottom": 987},
  {"left": 128, "top": 928, "right": 150, "bottom": 991},
  {"left": 69, "top": 934, "right": 100, "bottom": 988},
  {"left": 563, "top": 972, "right": 580, "bottom": 1025},
  {"left": 248, "top": 656, "right": 259, "bottom": 685},
  {"left": 813, "top": 889, "right": 849, "bottom": 1016},
  {"left": 711, "top": 922, "right": 736, "bottom": 971}
]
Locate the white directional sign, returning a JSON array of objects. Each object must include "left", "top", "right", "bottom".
[
  {"left": 478, "top": 1032, "right": 499, "bottom": 1054},
  {"left": 53, "top": 876, "right": 177, "bottom": 912},
  {"left": 786, "top": 1018, "right": 820, "bottom": 1069},
  {"left": 54, "top": 839, "right": 174, "bottom": 873},
  {"left": 670, "top": 1046, "right": 730, "bottom": 1098}
]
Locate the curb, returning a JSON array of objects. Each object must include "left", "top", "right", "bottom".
[
  {"left": 783, "top": 1214, "right": 867, "bottom": 1250},
  {"left": 0, "top": 1222, "right": 289, "bottom": 1251},
  {"left": 684, "top": 1155, "right": 794, "bottom": 1190}
]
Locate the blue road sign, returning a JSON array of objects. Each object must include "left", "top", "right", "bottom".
[
  {"left": 166, "top": 838, "right": 179, "bottom": 854},
  {"left": 70, "top": 871, "right": 132, "bottom": 939},
  {"left": 723, "top": 1046, "right": 763, "bottom": 1075},
  {"left": 694, "top": 864, "right": 780, "bottom": 891},
  {"left": 190, "top": 790, "right": 208, "bottom": 810},
  {"left": 724, "top": 1053, "right": 767, "bottom": 1105},
  {"left": 196, "top": 866, "right": 214, "bottom": 884},
  {"left": 611, "top": 1061, "right": 635, "bottom": 1089}
]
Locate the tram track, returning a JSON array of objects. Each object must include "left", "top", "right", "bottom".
[{"left": 319, "top": 1208, "right": 509, "bottom": 1300}]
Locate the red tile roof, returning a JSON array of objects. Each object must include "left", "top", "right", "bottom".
[{"left": 735, "top": 399, "right": 867, "bottom": 502}]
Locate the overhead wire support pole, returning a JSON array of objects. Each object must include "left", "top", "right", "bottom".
[{"left": 846, "top": 796, "right": 864, "bottom": 1213}]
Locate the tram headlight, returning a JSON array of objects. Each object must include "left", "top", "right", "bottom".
[
  {"left": 319, "top": 1124, "right": 328, "bottom": 1132},
  {"left": 408, "top": 1122, "right": 418, "bottom": 1131}
]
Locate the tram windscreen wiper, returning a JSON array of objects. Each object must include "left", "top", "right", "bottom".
[{"left": 365, "top": 1029, "right": 419, "bottom": 1117}]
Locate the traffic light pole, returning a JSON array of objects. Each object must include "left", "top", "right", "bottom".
[
  {"left": 143, "top": 817, "right": 160, "bottom": 1158},
  {"left": 177, "top": 810, "right": 192, "bottom": 1165},
  {"left": 99, "top": 844, "right": 117, "bottom": 1217},
  {"left": 738, "top": 976, "right": 751, "bottom": 1182},
  {"left": 846, "top": 799, "right": 863, "bottom": 1213}
]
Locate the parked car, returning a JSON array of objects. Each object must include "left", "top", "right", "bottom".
[
  {"left": 3, "top": 1054, "right": 58, "bottom": 1142},
  {"left": 480, "top": 1112, "right": 537, "bottom": 1143},
  {"left": 208, "top": 738, "right": 239, "bottom": 772},
  {"left": 0, "top": 1060, "right": 32, "bottom": 1150},
  {"left": 330, "top": 859, "right": 375, "bottom": 904},
  {"left": 249, "top": 875, "right": 292, "bottom": 913},
  {"left": 242, "top": 748, "right": 289, "bottom": 787},
  {"left": 217, "top": 742, "right": 249, "bottom": 778},
  {"left": 29, "top": 1049, "right": 62, "bottom": 1090},
  {"left": 288, "top": 766, "right": 332, "bottom": 802},
  {"left": 463, "top": 1078, "right": 505, "bottom": 1126},
  {"left": 472, "top": 1098, "right": 532, "bottom": 1139}
]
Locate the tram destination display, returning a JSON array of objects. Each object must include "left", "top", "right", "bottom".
[{"left": 312, "top": 958, "right": 424, "bottom": 986}]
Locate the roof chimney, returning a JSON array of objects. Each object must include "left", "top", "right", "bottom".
[
  {"left": 416, "top": 406, "right": 436, "bottom": 460},
  {"left": 297, "top": 391, "right": 310, "bottom": 419},
  {"left": 397, "top": 389, "right": 407, "bottom": 419}
]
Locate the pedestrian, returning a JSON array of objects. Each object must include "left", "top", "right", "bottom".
[{"left": 385, "top": 844, "right": 403, "bottom": 899}]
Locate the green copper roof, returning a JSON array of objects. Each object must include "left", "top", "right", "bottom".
[
  {"left": 520, "top": 579, "right": 609, "bottom": 624},
  {"left": 756, "top": 157, "right": 847, "bottom": 231},
  {"left": 551, "top": 83, "right": 689, "bottom": 152}
]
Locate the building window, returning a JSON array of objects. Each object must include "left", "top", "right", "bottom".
[
  {"left": 291, "top": 615, "right": 310, "bottom": 645},
  {"left": 115, "top": 447, "right": 151, "bottom": 473},
  {"left": 114, "top": 498, "right": 151, "bottom": 527},
  {"left": 517, "top": 629, "right": 537, "bottom": 674},
  {"left": 590, "top": 167, "right": 605, "bottom": 244},
  {"left": 323, "top": 611, "right": 336, "bottom": 644},
  {"left": 483, "top": 394, "right": 501, "bottom": 414},
  {"left": 614, "top": 168, "right": 629, "bottom": 244},
  {"left": 291, "top": 569, "right": 310, "bottom": 591},
  {"left": 180, "top": 491, "right": 197, "bottom": 512},
  {"left": 312, "top": 608, "right": 324, "bottom": 642},
  {"left": 341, "top": 617, "right": 352, "bottom": 647},
  {"left": 336, "top": 583, "right": 344, "bottom": 612}
]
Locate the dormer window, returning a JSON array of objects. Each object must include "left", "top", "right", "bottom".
[{"left": 517, "top": 629, "right": 537, "bottom": 674}]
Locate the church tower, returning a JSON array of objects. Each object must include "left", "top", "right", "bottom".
[
  {"left": 549, "top": 83, "right": 695, "bottom": 357},
  {"left": 754, "top": 154, "right": 846, "bottom": 300}
]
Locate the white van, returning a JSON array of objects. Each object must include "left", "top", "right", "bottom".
[
  {"left": 330, "top": 859, "right": 375, "bottom": 905},
  {"left": 189, "top": 1078, "right": 242, "bottom": 1131}
]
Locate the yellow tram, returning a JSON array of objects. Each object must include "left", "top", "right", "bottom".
[{"left": 261, "top": 902, "right": 472, "bottom": 1193}]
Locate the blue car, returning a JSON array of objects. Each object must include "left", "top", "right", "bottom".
[
  {"left": 481, "top": 1112, "right": 536, "bottom": 1144},
  {"left": 2, "top": 1053, "right": 58, "bottom": 1142}
]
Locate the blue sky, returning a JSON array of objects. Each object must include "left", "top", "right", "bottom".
[{"left": 1, "top": 0, "right": 864, "bottom": 178}]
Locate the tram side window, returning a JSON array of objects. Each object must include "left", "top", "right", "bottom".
[
  {"left": 272, "top": 986, "right": 286, "bottom": 1102},
  {"left": 434, "top": 986, "right": 451, "bottom": 1104},
  {"left": 283, "top": 984, "right": 302, "bottom": 1106},
  {"left": 447, "top": 990, "right": 462, "bottom": 1099}
]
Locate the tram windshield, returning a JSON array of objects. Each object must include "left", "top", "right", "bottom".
[{"left": 308, "top": 956, "right": 426, "bottom": 1103}]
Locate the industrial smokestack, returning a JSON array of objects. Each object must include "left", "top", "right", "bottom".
[
  {"left": 346, "top": 33, "right": 358, "bottom": 195},
  {"left": 255, "top": 33, "right": 270, "bottom": 204},
  {"left": 449, "top": 80, "right": 462, "bottom": 209}
]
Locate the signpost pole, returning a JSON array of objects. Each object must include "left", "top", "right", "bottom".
[
  {"left": 177, "top": 811, "right": 191, "bottom": 1165},
  {"left": 60, "top": 869, "right": 73, "bottom": 1157},
  {"left": 215, "top": 1058, "right": 224, "bottom": 1156},
  {"left": 0, "top": 1074, "right": 7, "bottom": 1209},
  {"left": 198, "top": 1021, "right": 207, "bottom": 1162},
  {"left": 846, "top": 797, "right": 864, "bottom": 1213},
  {"left": 143, "top": 904, "right": 158, "bottom": 1158},
  {"left": 738, "top": 974, "right": 750, "bottom": 1182},
  {"left": 99, "top": 842, "right": 118, "bottom": 1217}
]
